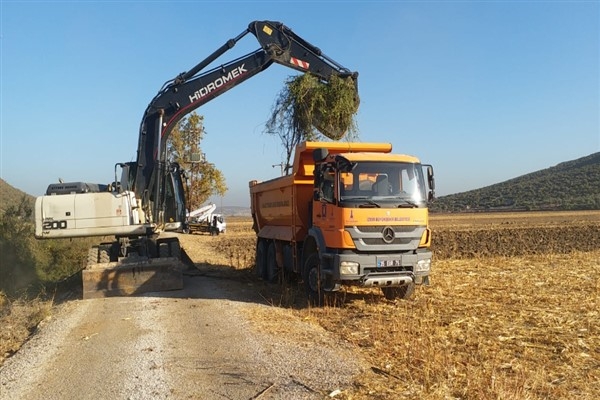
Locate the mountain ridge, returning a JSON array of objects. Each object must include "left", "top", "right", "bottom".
[{"left": 430, "top": 152, "right": 600, "bottom": 212}]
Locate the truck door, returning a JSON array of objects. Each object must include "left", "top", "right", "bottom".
[{"left": 313, "top": 166, "right": 337, "bottom": 233}]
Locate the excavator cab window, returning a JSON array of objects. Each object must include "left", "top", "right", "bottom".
[
  {"left": 161, "top": 164, "right": 187, "bottom": 225},
  {"left": 116, "top": 163, "right": 135, "bottom": 193}
]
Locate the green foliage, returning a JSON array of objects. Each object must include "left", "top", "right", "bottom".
[
  {"left": 167, "top": 112, "right": 227, "bottom": 211},
  {"left": 34, "top": 237, "right": 93, "bottom": 283},
  {"left": 266, "top": 74, "right": 360, "bottom": 170},
  {"left": 0, "top": 196, "right": 39, "bottom": 296},
  {"left": 431, "top": 153, "right": 600, "bottom": 212},
  {"left": 0, "top": 193, "right": 93, "bottom": 298},
  {"left": 0, "top": 179, "right": 31, "bottom": 215}
]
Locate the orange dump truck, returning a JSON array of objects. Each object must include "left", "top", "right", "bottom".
[{"left": 249, "top": 141, "right": 435, "bottom": 304}]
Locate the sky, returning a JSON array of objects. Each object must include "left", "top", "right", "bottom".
[{"left": 1, "top": 0, "right": 599, "bottom": 208}]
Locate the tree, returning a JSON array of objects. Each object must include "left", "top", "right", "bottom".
[
  {"left": 265, "top": 73, "right": 360, "bottom": 172},
  {"left": 167, "top": 112, "right": 227, "bottom": 211}
]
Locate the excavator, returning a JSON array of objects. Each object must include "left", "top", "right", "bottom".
[{"left": 34, "top": 20, "right": 358, "bottom": 298}]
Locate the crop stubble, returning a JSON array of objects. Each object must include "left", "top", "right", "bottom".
[{"left": 180, "top": 211, "right": 599, "bottom": 399}]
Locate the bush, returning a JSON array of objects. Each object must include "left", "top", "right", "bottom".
[
  {"left": 0, "top": 197, "right": 40, "bottom": 296},
  {"left": 0, "top": 196, "right": 92, "bottom": 297}
]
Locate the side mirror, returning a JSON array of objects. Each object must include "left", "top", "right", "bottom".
[
  {"left": 423, "top": 164, "right": 435, "bottom": 201},
  {"left": 313, "top": 148, "right": 329, "bottom": 162},
  {"left": 334, "top": 155, "right": 356, "bottom": 173},
  {"left": 427, "top": 165, "right": 435, "bottom": 191}
]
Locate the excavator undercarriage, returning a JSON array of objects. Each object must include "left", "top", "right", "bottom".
[{"left": 81, "top": 235, "right": 187, "bottom": 299}]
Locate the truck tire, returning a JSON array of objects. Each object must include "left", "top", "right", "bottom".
[
  {"left": 381, "top": 283, "right": 415, "bottom": 300},
  {"left": 303, "top": 253, "right": 324, "bottom": 306},
  {"left": 255, "top": 240, "right": 267, "bottom": 279},
  {"left": 266, "top": 242, "right": 278, "bottom": 283}
]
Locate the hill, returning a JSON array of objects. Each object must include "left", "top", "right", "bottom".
[
  {"left": 0, "top": 179, "right": 34, "bottom": 214},
  {"left": 431, "top": 152, "right": 600, "bottom": 212},
  {"left": 215, "top": 206, "right": 252, "bottom": 217}
]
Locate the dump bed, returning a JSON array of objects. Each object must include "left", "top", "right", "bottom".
[{"left": 250, "top": 174, "right": 313, "bottom": 241}]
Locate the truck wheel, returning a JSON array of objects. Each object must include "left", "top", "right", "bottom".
[
  {"left": 381, "top": 283, "right": 415, "bottom": 300},
  {"left": 255, "top": 240, "right": 267, "bottom": 279},
  {"left": 303, "top": 254, "right": 324, "bottom": 306},
  {"left": 266, "top": 242, "right": 278, "bottom": 283}
]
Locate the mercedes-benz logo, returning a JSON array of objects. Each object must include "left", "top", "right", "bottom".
[{"left": 382, "top": 226, "right": 395, "bottom": 244}]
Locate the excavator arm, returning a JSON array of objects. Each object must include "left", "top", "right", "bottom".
[{"left": 134, "top": 20, "right": 358, "bottom": 226}]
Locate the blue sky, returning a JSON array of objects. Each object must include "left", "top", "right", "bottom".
[{"left": 1, "top": 0, "right": 598, "bottom": 207}]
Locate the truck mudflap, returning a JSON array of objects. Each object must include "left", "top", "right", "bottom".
[
  {"left": 82, "top": 257, "right": 184, "bottom": 299},
  {"left": 360, "top": 274, "right": 413, "bottom": 288}
]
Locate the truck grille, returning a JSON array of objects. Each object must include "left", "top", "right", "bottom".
[
  {"left": 362, "top": 237, "right": 414, "bottom": 246},
  {"left": 346, "top": 225, "right": 425, "bottom": 252},
  {"left": 355, "top": 225, "right": 417, "bottom": 234}
]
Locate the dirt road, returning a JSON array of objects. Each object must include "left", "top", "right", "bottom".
[{"left": 0, "top": 268, "right": 364, "bottom": 399}]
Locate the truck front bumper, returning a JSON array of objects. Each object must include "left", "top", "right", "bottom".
[{"left": 326, "top": 249, "right": 432, "bottom": 288}]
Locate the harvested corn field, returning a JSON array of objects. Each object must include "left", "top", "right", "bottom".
[
  {"left": 179, "top": 211, "right": 600, "bottom": 399},
  {"left": 432, "top": 211, "right": 600, "bottom": 259}
]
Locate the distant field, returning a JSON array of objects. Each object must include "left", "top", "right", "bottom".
[
  {"left": 431, "top": 210, "right": 600, "bottom": 259},
  {"left": 183, "top": 211, "right": 599, "bottom": 399},
  {"left": 430, "top": 210, "right": 599, "bottom": 228}
]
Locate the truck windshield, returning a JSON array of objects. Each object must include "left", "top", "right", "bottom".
[{"left": 338, "top": 162, "right": 427, "bottom": 207}]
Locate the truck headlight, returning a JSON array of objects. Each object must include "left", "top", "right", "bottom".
[
  {"left": 340, "top": 261, "right": 359, "bottom": 275},
  {"left": 415, "top": 258, "right": 431, "bottom": 273}
]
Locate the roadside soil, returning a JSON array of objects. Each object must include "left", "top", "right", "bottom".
[{"left": 0, "top": 234, "right": 366, "bottom": 400}]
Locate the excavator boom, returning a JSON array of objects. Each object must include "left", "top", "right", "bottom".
[{"left": 134, "top": 20, "right": 358, "bottom": 227}]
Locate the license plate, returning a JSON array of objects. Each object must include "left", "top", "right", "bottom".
[{"left": 377, "top": 258, "right": 402, "bottom": 268}]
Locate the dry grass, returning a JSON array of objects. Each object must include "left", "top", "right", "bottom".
[
  {"left": 307, "top": 251, "right": 599, "bottom": 399},
  {"left": 183, "top": 212, "right": 600, "bottom": 399},
  {"left": 179, "top": 217, "right": 256, "bottom": 270},
  {"left": 0, "top": 292, "right": 52, "bottom": 364}
]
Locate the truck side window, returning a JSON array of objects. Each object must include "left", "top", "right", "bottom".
[
  {"left": 339, "top": 172, "right": 354, "bottom": 196},
  {"left": 314, "top": 164, "right": 335, "bottom": 203},
  {"left": 321, "top": 171, "right": 335, "bottom": 203}
]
